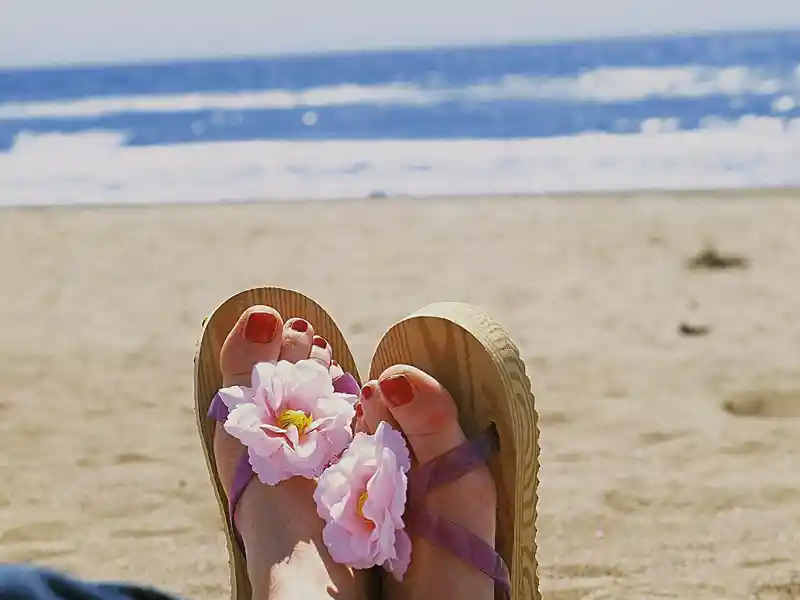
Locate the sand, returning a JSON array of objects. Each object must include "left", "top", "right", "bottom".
[{"left": 1, "top": 192, "right": 800, "bottom": 600}]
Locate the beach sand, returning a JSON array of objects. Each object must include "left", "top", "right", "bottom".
[{"left": 1, "top": 193, "right": 800, "bottom": 600}]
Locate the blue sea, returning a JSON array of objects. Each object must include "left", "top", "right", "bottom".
[{"left": 1, "top": 29, "right": 800, "bottom": 205}]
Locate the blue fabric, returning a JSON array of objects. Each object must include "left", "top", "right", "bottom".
[{"left": 0, "top": 565, "right": 181, "bottom": 600}]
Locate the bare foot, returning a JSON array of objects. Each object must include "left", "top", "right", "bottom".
[
  {"left": 359, "top": 365, "right": 497, "bottom": 600},
  {"left": 214, "top": 305, "right": 370, "bottom": 600}
]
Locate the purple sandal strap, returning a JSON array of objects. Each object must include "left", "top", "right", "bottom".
[
  {"left": 407, "top": 425, "right": 499, "bottom": 504},
  {"left": 230, "top": 452, "right": 256, "bottom": 523},
  {"left": 332, "top": 371, "right": 361, "bottom": 396},
  {"left": 405, "top": 425, "right": 510, "bottom": 598},
  {"left": 227, "top": 452, "right": 255, "bottom": 554},
  {"left": 406, "top": 509, "right": 511, "bottom": 599},
  {"left": 207, "top": 392, "right": 229, "bottom": 420}
]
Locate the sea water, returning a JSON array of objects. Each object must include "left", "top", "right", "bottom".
[{"left": 1, "top": 29, "right": 799, "bottom": 205}]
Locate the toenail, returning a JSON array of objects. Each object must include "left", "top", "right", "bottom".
[
  {"left": 355, "top": 402, "right": 363, "bottom": 418},
  {"left": 379, "top": 375, "right": 414, "bottom": 407},
  {"left": 360, "top": 384, "right": 374, "bottom": 401},
  {"left": 290, "top": 319, "right": 309, "bottom": 333},
  {"left": 243, "top": 311, "right": 279, "bottom": 343},
  {"left": 312, "top": 336, "right": 328, "bottom": 349},
  {"left": 331, "top": 360, "right": 339, "bottom": 367}
]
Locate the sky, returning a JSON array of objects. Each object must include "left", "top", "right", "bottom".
[{"left": 1, "top": 0, "right": 800, "bottom": 67}]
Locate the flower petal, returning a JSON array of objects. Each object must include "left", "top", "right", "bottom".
[
  {"left": 280, "top": 360, "right": 335, "bottom": 412},
  {"left": 296, "top": 429, "right": 321, "bottom": 457},
  {"left": 322, "top": 522, "right": 376, "bottom": 570},
  {"left": 284, "top": 424, "right": 300, "bottom": 449},
  {"left": 224, "top": 404, "right": 281, "bottom": 457},
  {"left": 389, "top": 464, "right": 408, "bottom": 528},
  {"left": 249, "top": 447, "right": 290, "bottom": 486},
  {"left": 251, "top": 362, "right": 281, "bottom": 403},
  {"left": 385, "top": 528, "right": 412, "bottom": 581},
  {"left": 216, "top": 385, "right": 255, "bottom": 410},
  {"left": 375, "top": 421, "right": 411, "bottom": 472},
  {"left": 332, "top": 391, "right": 359, "bottom": 406},
  {"left": 314, "top": 470, "right": 350, "bottom": 521}
]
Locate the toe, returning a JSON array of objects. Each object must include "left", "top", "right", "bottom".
[
  {"left": 353, "top": 400, "right": 369, "bottom": 434},
  {"left": 220, "top": 305, "right": 283, "bottom": 387},
  {"left": 376, "top": 365, "right": 465, "bottom": 464},
  {"left": 308, "top": 335, "right": 332, "bottom": 368},
  {"left": 329, "top": 360, "right": 343, "bottom": 381},
  {"left": 280, "top": 318, "right": 314, "bottom": 362},
  {"left": 360, "top": 380, "right": 398, "bottom": 435}
]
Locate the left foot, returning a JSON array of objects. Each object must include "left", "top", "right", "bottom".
[{"left": 213, "top": 305, "right": 369, "bottom": 600}]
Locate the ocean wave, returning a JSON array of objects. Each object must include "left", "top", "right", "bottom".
[
  {"left": 1, "top": 65, "right": 798, "bottom": 120},
  {"left": 2, "top": 115, "right": 798, "bottom": 206}
]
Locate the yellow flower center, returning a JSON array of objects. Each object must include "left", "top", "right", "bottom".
[
  {"left": 357, "top": 490, "right": 369, "bottom": 517},
  {"left": 278, "top": 409, "right": 312, "bottom": 434}
]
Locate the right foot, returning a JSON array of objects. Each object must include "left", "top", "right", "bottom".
[
  {"left": 213, "top": 305, "right": 369, "bottom": 600},
  {"left": 359, "top": 365, "right": 498, "bottom": 600}
]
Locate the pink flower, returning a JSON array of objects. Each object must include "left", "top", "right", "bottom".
[
  {"left": 218, "top": 359, "right": 357, "bottom": 485},
  {"left": 314, "top": 421, "right": 412, "bottom": 581}
]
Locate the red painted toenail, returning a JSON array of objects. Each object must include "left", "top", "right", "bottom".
[
  {"left": 312, "top": 336, "right": 328, "bottom": 349},
  {"left": 355, "top": 402, "right": 363, "bottom": 418},
  {"left": 243, "top": 312, "right": 278, "bottom": 343},
  {"left": 331, "top": 360, "right": 339, "bottom": 367},
  {"left": 360, "top": 384, "right": 374, "bottom": 401},
  {"left": 290, "top": 319, "right": 309, "bottom": 333},
  {"left": 379, "top": 375, "right": 414, "bottom": 407}
]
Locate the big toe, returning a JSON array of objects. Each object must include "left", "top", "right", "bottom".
[
  {"left": 373, "top": 365, "right": 466, "bottom": 463},
  {"left": 215, "top": 305, "right": 283, "bottom": 493},
  {"left": 219, "top": 305, "right": 283, "bottom": 386}
]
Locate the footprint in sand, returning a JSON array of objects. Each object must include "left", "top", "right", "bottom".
[
  {"left": 752, "top": 577, "right": 800, "bottom": 600},
  {"left": 0, "top": 520, "right": 72, "bottom": 544},
  {"left": 111, "top": 525, "right": 190, "bottom": 539},
  {"left": 721, "top": 389, "right": 800, "bottom": 418}
]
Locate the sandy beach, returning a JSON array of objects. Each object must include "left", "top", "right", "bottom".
[{"left": 1, "top": 192, "right": 799, "bottom": 600}]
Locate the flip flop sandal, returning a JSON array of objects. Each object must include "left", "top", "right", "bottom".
[
  {"left": 194, "top": 287, "right": 362, "bottom": 600},
  {"left": 369, "top": 302, "right": 540, "bottom": 600}
]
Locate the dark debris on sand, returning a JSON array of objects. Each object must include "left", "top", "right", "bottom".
[
  {"left": 721, "top": 389, "right": 800, "bottom": 418},
  {"left": 678, "top": 322, "right": 711, "bottom": 337},
  {"left": 686, "top": 246, "right": 749, "bottom": 271}
]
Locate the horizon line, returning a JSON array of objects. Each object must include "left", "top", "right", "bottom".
[{"left": 0, "top": 25, "right": 798, "bottom": 72}]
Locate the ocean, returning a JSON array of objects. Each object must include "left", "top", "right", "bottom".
[{"left": 1, "top": 29, "right": 799, "bottom": 206}]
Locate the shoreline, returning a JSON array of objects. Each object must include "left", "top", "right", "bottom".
[{"left": 2, "top": 185, "right": 799, "bottom": 212}]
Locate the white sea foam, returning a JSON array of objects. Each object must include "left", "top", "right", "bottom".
[
  {"left": 1, "top": 65, "right": 798, "bottom": 120},
  {"left": 1, "top": 115, "right": 799, "bottom": 206}
]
